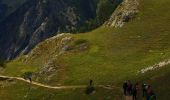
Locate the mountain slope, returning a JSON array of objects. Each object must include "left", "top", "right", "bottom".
[
  {"left": 1, "top": 0, "right": 170, "bottom": 99},
  {"left": 13, "top": 0, "right": 170, "bottom": 85}
]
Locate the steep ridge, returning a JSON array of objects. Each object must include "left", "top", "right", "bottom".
[{"left": 105, "top": 0, "right": 139, "bottom": 27}]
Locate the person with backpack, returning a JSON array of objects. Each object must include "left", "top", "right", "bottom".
[
  {"left": 142, "top": 83, "right": 148, "bottom": 97},
  {"left": 132, "top": 83, "right": 139, "bottom": 100},
  {"left": 127, "top": 80, "right": 133, "bottom": 95},
  {"left": 28, "top": 76, "right": 32, "bottom": 83},
  {"left": 146, "top": 85, "right": 155, "bottom": 100},
  {"left": 89, "top": 79, "right": 93, "bottom": 86},
  {"left": 85, "top": 79, "right": 95, "bottom": 95}
]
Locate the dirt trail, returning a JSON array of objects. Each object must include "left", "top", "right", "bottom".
[
  {"left": 0, "top": 75, "right": 87, "bottom": 89},
  {"left": 0, "top": 75, "right": 120, "bottom": 90},
  {"left": 0, "top": 75, "right": 136, "bottom": 100},
  {"left": 125, "top": 96, "right": 132, "bottom": 100}
]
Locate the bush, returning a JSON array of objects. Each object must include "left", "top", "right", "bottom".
[
  {"left": 74, "top": 39, "right": 88, "bottom": 45},
  {"left": 78, "top": 0, "right": 123, "bottom": 32},
  {"left": 0, "top": 59, "right": 6, "bottom": 68},
  {"left": 22, "top": 71, "right": 33, "bottom": 79},
  {"left": 85, "top": 86, "right": 95, "bottom": 95},
  {"left": 96, "top": 0, "right": 123, "bottom": 25}
]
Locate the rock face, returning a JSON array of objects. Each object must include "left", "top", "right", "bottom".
[
  {"left": 0, "top": 0, "right": 97, "bottom": 60},
  {"left": 105, "top": 0, "right": 139, "bottom": 27},
  {"left": 0, "top": 2, "right": 7, "bottom": 20},
  {"left": 0, "top": 0, "right": 27, "bottom": 22}
]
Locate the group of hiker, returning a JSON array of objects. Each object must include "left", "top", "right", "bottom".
[{"left": 123, "top": 80, "right": 156, "bottom": 100}]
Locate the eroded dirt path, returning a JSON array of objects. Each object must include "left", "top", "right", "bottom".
[
  {"left": 0, "top": 75, "right": 120, "bottom": 90},
  {"left": 0, "top": 75, "right": 87, "bottom": 89}
]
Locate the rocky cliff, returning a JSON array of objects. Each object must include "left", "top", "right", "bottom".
[
  {"left": 0, "top": 0, "right": 122, "bottom": 60},
  {"left": 105, "top": 0, "right": 139, "bottom": 27},
  {"left": 0, "top": 0, "right": 27, "bottom": 22}
]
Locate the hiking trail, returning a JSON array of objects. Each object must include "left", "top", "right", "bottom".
[{"left": 0, "top": 75, "right": 120, "bottom": 90}]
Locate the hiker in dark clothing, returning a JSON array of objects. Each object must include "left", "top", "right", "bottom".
[
  {"left": 28, "top": 77, "right": 32, "bottom": 83},
  {"left": 127, "top": 80, "right": 133, "bottom": 95},
  {"left": 132, "top": 86, "right": 137, "bottom": 100},
  {"left": 89, "top": 80, "right": 93, "bottom": 86},
  {"left": 123, "top": 81, "right": 128, "bottom": 95},
  {"left": 132, "top": 83, "right": 139, "bottom": 100},
  {"left": 23, "top": 72, "right": 33, "bottom": 83},
  {"left": 85, "top": 80, "right": 95, "bottom": 95},
  {"left": 146, "top": 85, "right": 155, "bottom": 100},
  {"left": 147, "top": 85, "right": 157, "bottom": 100},
  {"left": 142, "top": 84, "right": 148, "bottom": 97}
]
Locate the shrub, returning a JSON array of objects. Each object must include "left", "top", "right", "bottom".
[
  {"left": 96, "top": 0, "right": 121, "bottom": 25},
  {"left": 22, "top": 71, "right": 33, "bottom": 79},
  {"left": 0, "top": 59, "right": 6, "bottom": 68},
  {"left": 74, "top": 39, "right": 88, "bottom": 46},
  {"left": 85, "top": 86, "right": 95, "bottom": 95}
]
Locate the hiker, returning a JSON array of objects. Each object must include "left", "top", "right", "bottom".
[
  {"left": 28, "top": 77, "right": 32, "bottom": 83},
  {"left": 146, "top": 85, "right": 156, "bottom": 100},
  {"left": 142, "top": 84, "right": 148, "bottom": 97},
  {"left": 123, "top": 81, "right": 128, "bottom": 95},
  {"left": 132, "top": 83, "right": 139, "bottom": 100},
  {"left": 85, "top": 80, "right": 95, "bottom": 95},
  {"left": 28, "top": 74, "right": 32, "bottom": 83},
  {"left": 127, "top": 80, "right": 133, "bottom": 95},
  {"left": 89, "top": 80, "right": 93, "bottom": 86}
]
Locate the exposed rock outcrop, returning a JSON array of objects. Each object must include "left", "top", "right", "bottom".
[
  {"left": 0, "top": 0, "right": 27, "bottom": 22},
  {"left": 105, "top": 0, "right": 139, "bottom": 27},
  {"left": 139, "top": 59, "right": 170, "bottom": 74}
]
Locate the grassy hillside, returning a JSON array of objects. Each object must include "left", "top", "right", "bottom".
[
  {"left": 0, "top": 0, "right": 170, "bottom": 99},
  {"left": 0, "top": 65, "right": 170, "bottom": 100}
]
